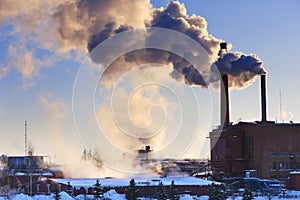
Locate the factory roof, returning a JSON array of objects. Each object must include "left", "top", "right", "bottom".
[{"left": 235, "top": 121, "right": 300, "bottom": 126}]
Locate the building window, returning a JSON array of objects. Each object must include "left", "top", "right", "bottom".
[
  {"left": 215, "top": 155, "right": 219, "bottom": 160},
  {"left": 279, "top": 162, "right": 290, "bottom": 170},
  {"left": 295, "top": 162, "right": 300, "bottom": 169},
  {"left": 47, "top": 184, "right": 50, "bottom": 194},
  {"left": 279, "top": 174, "right": 289, "bottom": 179},
  {"left": 278, "top": 152, "right": 290, "bottom": 157},
  {"left": 295, "top": 152, "right": 300, "bottom": 157},
  {"left": 37, "top": 184, "right": 40, "bottom": 194},
  {"left": 270, "top": 175, "right": 278, "bottom": 179},
  {"left": 270, "top": 162, "right": 277, "bottom": 170},
  {"left": 269, "top": 152, "right": 276, "bottom": 157}
]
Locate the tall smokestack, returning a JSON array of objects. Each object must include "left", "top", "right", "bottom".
[
  {"left": 219, "top": 42, "right": 230, "bottom": 126},
  {"left": 261, "top": 74, "right": 267, "bottom": 123},
  {"left": 221, "top": 74, "right": 230, "bottom": 125}
]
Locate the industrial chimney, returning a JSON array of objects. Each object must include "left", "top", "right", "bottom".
[
  {"left": 221, "top": 74, "right": 230, "bottom": 125},
  {"left": 261, "top": 74, "right": 267, "bottom": 123},
  {"left": 219, "top": 42, "right": 230, "bottom": 126}
]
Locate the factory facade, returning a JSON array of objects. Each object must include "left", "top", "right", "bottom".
[{"left": 211, "top": 122, "right": 300, "bottom": 181}]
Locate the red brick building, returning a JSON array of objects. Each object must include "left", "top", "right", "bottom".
[{"left": 210, "top": 122, "right": 300, "bottom": 182}]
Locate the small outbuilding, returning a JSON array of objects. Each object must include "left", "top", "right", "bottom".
[{"left": 290, "top": 171, "right": 300, "bottom": 190}]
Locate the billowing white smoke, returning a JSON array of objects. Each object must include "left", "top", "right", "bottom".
[
  {"left": 85, "top": 1, "right": 266, "bottom": 87},
  {"left": 215, "top": 50, "right": 266, "bottom": 89},
  {"left": 0, "top": 0, "right": 266, "bottom": 88}
]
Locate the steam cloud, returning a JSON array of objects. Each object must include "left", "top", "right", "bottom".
[
  {"left": 1, "top": 0, "right": 266, "bottom": 88},
  {"left": 215, "top": 50, "right": 266, "bottom": 88}
]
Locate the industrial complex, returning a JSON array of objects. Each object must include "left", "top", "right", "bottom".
[
  {"left": 1, "top": 43, "right": 300, "bottom": 197},
  {"left": 210, "top": 45, "right": 300, "bottom": 187}
]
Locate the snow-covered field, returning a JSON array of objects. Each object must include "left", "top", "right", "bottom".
[
  {"left": 1, "top": 190, "right": 300, "bottom": 200},
  {"left": 51, "top": 176, "right": 218, "bottom": 188}
]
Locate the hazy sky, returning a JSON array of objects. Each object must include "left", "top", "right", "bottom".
[{"left": 0, "top": 0, "right": 300, "bottom": 171}]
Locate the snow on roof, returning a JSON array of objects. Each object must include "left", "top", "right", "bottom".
[
  {"left": 290, "top": 171, "right": 300, "bottom": 175},
  {"left": 50, "top": 176, "right": 219, "bottom": 188},
  {"left": 14, "top": 172, "right": 53, "bottom": 177},
  {"left": 15, "top": 172, "right": 27, "bottom": 176},
  {"left": 42, "top": 172, "right": 53, "bottom": 176},
  {"left": 48, "top": 167, "right": 62, "bottom": 171}
]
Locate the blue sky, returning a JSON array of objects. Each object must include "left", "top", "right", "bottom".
[
  {"left": 0, "top": 0, "right": 300, "bottom": 171},
  {"left": 169, "top": 0, "right": 300, "bottom": 123}
]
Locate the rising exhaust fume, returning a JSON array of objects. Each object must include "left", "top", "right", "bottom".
[{"left": 261, "top": 74, "right": 267, "bottom": 123}]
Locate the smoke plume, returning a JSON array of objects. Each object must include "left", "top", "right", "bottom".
[
  {"left": 1, "top": 0, "right": 266, "bottom": 88},
  {"left": 215, "top": 50, "right": 266, "bottom": 88},
  {"left": 84, "top": 1, "right": 266, "bottom": 88}
]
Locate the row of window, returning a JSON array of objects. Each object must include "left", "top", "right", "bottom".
[
  {"left": 269, "top": 152, "right": 300, "bottom": 157},
  {"left": 270, "top": 162, "right": 300, "bottom": 170},
  {"left": 270, "top": 174, "right": 289, "bottom": 180}
]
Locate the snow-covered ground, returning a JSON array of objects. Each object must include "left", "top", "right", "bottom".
[
  {"left": 51, "top": 176, "right": 218, "bottom": 188},
  {"left": 1, "top": 190, "right": 300, "bottom": 200}
]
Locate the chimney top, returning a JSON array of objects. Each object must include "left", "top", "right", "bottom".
[{"left": 220, "top": 42, "right": 227, "bottom": 51}]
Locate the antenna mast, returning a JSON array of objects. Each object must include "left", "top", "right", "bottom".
[{"left": 25, "top": 120, "right": 28, "bottom": 156}]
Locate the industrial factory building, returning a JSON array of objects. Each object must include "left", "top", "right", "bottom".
[
  {"left": 210, "top": 72, "right": 300, "bottom": 184},
  {"left": 0, "top": 155, "right": 64, "bottom": 195}
]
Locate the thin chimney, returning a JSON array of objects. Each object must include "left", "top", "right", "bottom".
[
  {"left": 221, "top": 74, "right": 230, "bottom": 125},
  {"left": 261, "top": 74, "right": 267, "bottom": 123},
  {"left": 219, "top": 42, "right": 230, "bottom": 126}
]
